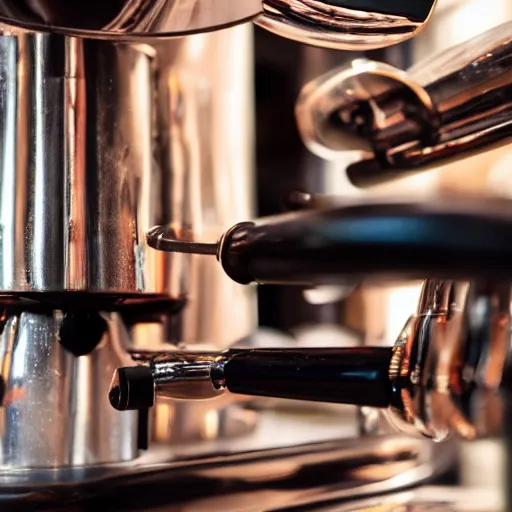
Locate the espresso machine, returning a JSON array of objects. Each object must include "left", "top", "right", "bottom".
[{"left": 0, "top": 1, "right": 510, "bottom": 511}]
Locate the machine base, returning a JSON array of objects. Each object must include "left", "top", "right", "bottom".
[{"left": 0, "top": 406, "right": 452, "bottom": 511}]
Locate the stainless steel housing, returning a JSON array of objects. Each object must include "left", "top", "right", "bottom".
[
  {"left": 0, "top": 26, "right": 257, "bottom": 342},
  {"left": 0, "top": 310, "right": 138, "bottom": 468},
  {"left": 0, "top": 24, "right": 257, "bottom": 471},
  {"left": 0, "top": 32, "right": 161, "bottom": 300}
]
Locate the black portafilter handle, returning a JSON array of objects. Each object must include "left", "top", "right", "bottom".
[
  {"left": 109, "top": 347, "right": 394, "bottom": 411},
  {"left": 147, "top": 197, "right": 512, "bottom": 286}
]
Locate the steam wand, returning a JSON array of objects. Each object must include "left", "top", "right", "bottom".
[{"left": 147, "top": 198, "right": 512, "bottom": 285}]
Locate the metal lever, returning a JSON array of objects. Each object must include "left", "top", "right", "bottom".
[
  {"left": 111, "top": 279, "right": 511, "bottom": 441},
  {"left": 0, "top": 0, "right": 438, "bottom": 51},
  {"left": 148, "top": 197, "right": 512, "bottom": 286},
  {"left": 296, "top": 22, "right": 512, "bottom": 186}
]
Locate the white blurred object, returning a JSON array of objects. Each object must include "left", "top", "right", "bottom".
[
  {"left": 459, "top": 440, "right": 506, "bottom": 491},
  {"left": 293, "top": 324, "right": 361, "bottom": 348},
  {"left": 487, "top": 151, "right": 512, "bottom": 199},
  {"left": 414, "top": 0, "right": 512, "bottom": 60},
  {"left": 303, "top": 284, "right": 357, "bottom": 305},
  {"left": 383, "top": 284, "right": 423, "bottom": 346},
  {"left": 250, "top": 327, "right": 296, "bottom": 348}
]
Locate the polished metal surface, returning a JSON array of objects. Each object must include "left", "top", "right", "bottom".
[
  {"left": 0, "top": 310, "right": 137, "bottom": 468},
  {"left": 0, "top": 26, "right": 257, "bottom": 331},
  {"left": 255, "top": 0, "right": 438, "bottom": 51},
  {"left": 0, "top": 24, "right": 258, "bottom": 473},
  {"left": 151, "top": 26, "right": 257, "bottom": 349},
  {"left": 126, "top": 25, "right": 257, "bottom": 447},
  {"left": 0, "top": 0, "right": 438, "bottom": 51},
  {"left": 0, "top": 32, "right": 166, "bottom": 302},
  {"left": 0, "top": 23, "right": 258, "bottom": 475},
  {"left": 296, "top": 22, "right": 512, "bottom": 186},
  {"left": 389, "top": 279, "right": 510, "bottom": 441},
  {"left": 0, "top": 23, "right": 258, "bottom": 474},
  {"left": 0, "top": 0, "right": 262, "bottom": 37}
]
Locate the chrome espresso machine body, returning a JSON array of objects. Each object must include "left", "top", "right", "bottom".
[{"left": 0, "top": 1, "right": 510, "bottom": 511}]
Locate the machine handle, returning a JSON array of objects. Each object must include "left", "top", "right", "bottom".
[
  {"left": 148, "top": 198, "right": 512, "bottom": 285},
  {"left": 110, "top": 279, "right": 512, "bottom": 442},
  {"left": 222, "top": 347, "right": 392, "bottom": 407},
  {"left": 110, "top": 347, "right": 393, "bottom": 411}
]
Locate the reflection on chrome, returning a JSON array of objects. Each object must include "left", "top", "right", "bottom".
[
  {"left": 389, "top": 279, "right": 510, "bottom": 441},
  {"left": 0, "top": 0, "right": 437, "bottom": 50},
  {"left": 111, "top": 278, "right": 512, "bottom": 445},
  {"left": 0, "top": 0, "right": 262, "bottom": 37},
  {"left": 256, "top": 0, "right": 438, "bottom": 50},
  {"left": 296, "top": 22, "right": 512, "bottom": 186}
]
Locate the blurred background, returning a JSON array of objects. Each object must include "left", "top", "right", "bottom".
[
  {"left": 254, "top": 0, "right": 512, "bottom": 343},
  {"left": 252, "top": 0, "right": 512, "bottom": 496}
]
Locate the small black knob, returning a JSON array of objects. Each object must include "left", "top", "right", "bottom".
[{"left": 109, "top": 366, "right": 155, "bottom": 411}]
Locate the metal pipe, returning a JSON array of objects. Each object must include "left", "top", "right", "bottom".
[{"left": 110, "top": 346, "right": 393, "bottom": 409}]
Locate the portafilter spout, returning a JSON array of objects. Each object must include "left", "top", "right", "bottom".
[{"left": 295, "top": 22, "right": 512, "bottom": 187}]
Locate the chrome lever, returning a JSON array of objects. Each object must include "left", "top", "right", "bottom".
[{"left": 296, "top": 22, "right": 512, "bottom": 186}]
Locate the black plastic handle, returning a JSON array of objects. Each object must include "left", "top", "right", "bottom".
[
  {"left": 223, "top": 347, "right": 393, "bottom": 408},
  {"left": 219, "top": 199, "right": 512, "bottom": 285}
]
